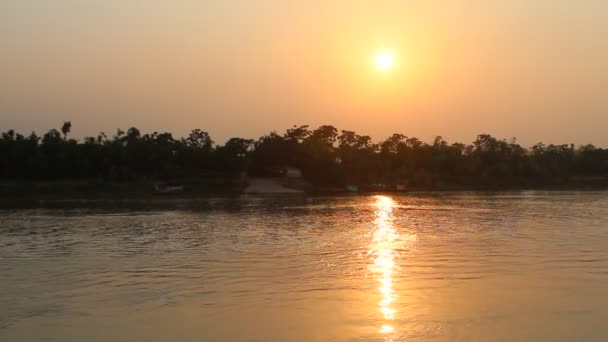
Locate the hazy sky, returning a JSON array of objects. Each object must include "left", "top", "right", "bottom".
[{"left": 1, "top": 1, "right": 607, "bottom": 146}]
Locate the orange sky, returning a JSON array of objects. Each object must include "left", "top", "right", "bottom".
[{"left": 1, "top": 1, "right": 607, "bottom": 145}]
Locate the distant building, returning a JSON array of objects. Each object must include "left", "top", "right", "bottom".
[
  {"left": 284, "top": 166, "right": 303, "bottom": 179},
  {"left": 346, "top": 185, "right": 359, "bottom": 192},
  {"left": 153, "top": 183, "right": 184, "bottom": 194}
]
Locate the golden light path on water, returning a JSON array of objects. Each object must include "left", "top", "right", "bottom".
[{"left": 369, "top": 195, "right": 407, "bottom": 339}]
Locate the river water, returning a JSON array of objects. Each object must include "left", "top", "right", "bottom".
[{"left": 2, "top": 192, "right": 608, "bottom": 341}]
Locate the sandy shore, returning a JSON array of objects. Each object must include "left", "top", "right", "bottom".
[{"left": 243, "top": 178, "right": 303, "bottom": 194}]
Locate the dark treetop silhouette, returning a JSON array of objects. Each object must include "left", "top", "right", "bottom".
[{"left": 1, "top": 123, "right": 608, "bottom": 193}]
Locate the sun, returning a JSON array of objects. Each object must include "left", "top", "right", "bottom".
[{"left": 374, "top": 50, "right": 395, "bottom": 71}]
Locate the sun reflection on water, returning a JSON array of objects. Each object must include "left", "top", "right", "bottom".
[{"left": 370, "top": 195, "right": 399, "bottom": 338}]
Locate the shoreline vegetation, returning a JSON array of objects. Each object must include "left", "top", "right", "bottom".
[{"left": 1, "top": 122, "right": 608, "bottom": 199}]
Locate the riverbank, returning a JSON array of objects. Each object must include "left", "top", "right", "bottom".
[
  {"left": 0, "top": 180, "right": 244, "bottom": 200},
  {"left": 243, "top": 178, "right": 304, "bottom": 194},
  {"left": 1, "top": 177, "right": 608, "bottom": 203}
]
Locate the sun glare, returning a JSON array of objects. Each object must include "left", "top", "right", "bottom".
[{"left": 374, "top": 51, "right": 395, "bottom": 71}]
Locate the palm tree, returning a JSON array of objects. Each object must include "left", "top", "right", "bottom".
[{"left": 61, "top": 121, "right": 72, "bottom": 139}]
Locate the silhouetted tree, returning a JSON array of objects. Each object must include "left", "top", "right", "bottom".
[
  {"left": 1, "top": 123, "right": 608, "bottom": 190},
  {"left": 61, "top": 121, "right": 72, "bottom": 139}
]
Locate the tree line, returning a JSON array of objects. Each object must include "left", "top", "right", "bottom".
[{"left": 1, "top": 122, "right": 607, "bottom": 189}]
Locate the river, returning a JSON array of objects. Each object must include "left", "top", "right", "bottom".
[{"left": 2, "top": 192, "right": 608, "bottom": 341}]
